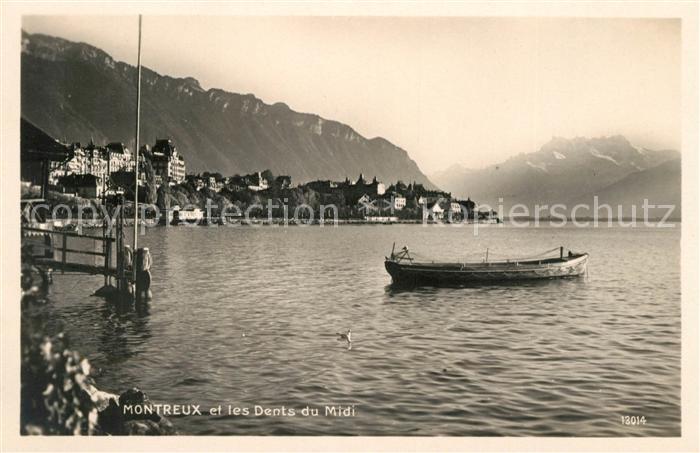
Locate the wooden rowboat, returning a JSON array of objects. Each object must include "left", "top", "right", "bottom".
[{"left": 385, "top": 245, "right": 588, "bottom": 286}]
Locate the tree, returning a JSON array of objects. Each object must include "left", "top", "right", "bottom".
[
  {"left": 261, "top": 169, "right": 274, "bottom": 183},
  {"left": 142, "top": 158, "right": 158, "bottom": 205},
  {"left": 156, "top": 184, "right": 171, "bottom": 211}
]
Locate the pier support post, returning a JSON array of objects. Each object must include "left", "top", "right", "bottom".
[
  {"left": 134, "top": 247, "right": 152, "bottom": 302},
  {"left": 61, "top": 234, "right": 67, "bottom": 274}
]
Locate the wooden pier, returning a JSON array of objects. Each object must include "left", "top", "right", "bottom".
[
  {"left": 22, "top": 214, "right": 152, "bottom": 304},
  {"left": 23, "top": 226, "right": 117, "bottom": 276},
  {"left": 20, "top": 17, "right": 150, "bottom": 305}
]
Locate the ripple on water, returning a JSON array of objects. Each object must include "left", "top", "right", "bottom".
[{"left": 45, "top": 225, "right": 680, "bottom": 436}]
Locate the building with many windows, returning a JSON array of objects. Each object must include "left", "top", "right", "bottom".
[
  {"left": 83, "top": 141, "right": 109, "bottom": 182},
  {"left": 150, "top": 138, "right": 186, "bottom": 185},
  {"left": 392, "top": 194, "right": 407, "bottom": 210},
  {"left": 246, "top": 171, "right": 269, "bottom": 191},
  {"left": 105, "top": 142, "right": 133, "bottom": 172},
  {"left": 350, "top": 173, "right": 385, "bottom": 196},
  {"left": 48, "top": 143, "right": 84, "bottom": 185},
  {"left": 48, "top": 140, "right": 135, "bottom": 188}
]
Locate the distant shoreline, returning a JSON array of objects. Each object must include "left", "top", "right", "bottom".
[{"left": 39, "top": 218, "right": 680, "bottom": 231}]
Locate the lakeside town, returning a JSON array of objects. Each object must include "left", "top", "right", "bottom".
[
  {"left": 18, "top": 116, "right": 499, "bottom": 436},
  {"left": 21, "top": 118, "right": 499, "bottom": 226},
  {"left": 12, "top": 11, "right": 688, "bottom": 442}
]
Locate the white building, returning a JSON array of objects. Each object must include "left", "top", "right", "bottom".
[
  {"left": 427, "top": 202, "right": 444, "bottom": 220},
  {"left": 151, "top": 139, "right": 186, "bottom": 185},
  {"left": 106, "top": 142, "right": 133, "bottom": 172},
  {"left": 169, "top": 205, "right": 203, "bottom": 224},
  {"left": 364, "top": 215, "right": 398, "bottom": 223},
  {"left": 392, "top": 195, "right": 407, "bottom": 210},
  {"left": 247, "top": 172, "right": 269, "bottom": 191}
]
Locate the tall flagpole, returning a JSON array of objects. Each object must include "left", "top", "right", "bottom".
[{"left": 133, "top": 14, "right": 142, "bottom": 283}]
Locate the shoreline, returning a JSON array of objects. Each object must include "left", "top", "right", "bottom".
[
  {"left": 21, "top": 261, "right": 177, "bottom": 435},
  {"left": 41, "top": 218, "right": 679, "bottom": 231}
]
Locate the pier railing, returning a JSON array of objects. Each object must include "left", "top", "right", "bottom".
[{"left": 22, "top": 226, "right": 116, "bottom": 278}]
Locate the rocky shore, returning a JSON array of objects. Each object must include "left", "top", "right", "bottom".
[
  {"left": 90, "top": 387, "right": 177, "bottom": 435},
  {"left": 20, "top": 255, "right": 176, "bottom": 435}
]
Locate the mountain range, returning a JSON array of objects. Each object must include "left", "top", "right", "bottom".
[
  {"left": 21, "top": 31, "right": 681, "bottom": 217},
  {"left": 431, "top": 136, "right": 681, "bottom": 218},
  {"left": 20, "top": 31, "right": 435, "bottom": 187}
]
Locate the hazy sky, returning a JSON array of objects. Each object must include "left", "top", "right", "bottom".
[{"left": 22, "top": 16, "right": 681, "bottom": 173}]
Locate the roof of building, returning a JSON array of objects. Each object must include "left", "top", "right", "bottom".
[
  {"left": 20, "top": 118, "right": 72, "bottom": 162},
  {"left": 59, "top": 173, "right": 99, "bottom": 187},
  {"left": 152, "top": 138, "right": 177, "bottom": 156},
  {"left": 106, "top": 142, "right": 128, "bottom": 153},
  {"left": 427, "top": 201, "right": 446, "bottom": 210},
  {"left": 458, "top": 198, "right": 476, "bottom": 208}
]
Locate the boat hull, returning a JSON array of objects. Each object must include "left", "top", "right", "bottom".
[{"left": 385, "top": 254, "right": 588, "bottom": 286}]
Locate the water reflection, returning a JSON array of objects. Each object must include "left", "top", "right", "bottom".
[
  {"left": 94, "top": 300, "right": 152, "bottom": 365},
  {"left": 383, "top": 277, "right": 587, "bottom": 301},
  {"left": 46, "top": 225, "right": 681, "bottom": 436}
]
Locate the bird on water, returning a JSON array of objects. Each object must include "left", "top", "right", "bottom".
[{"left": 337, "top": 329, "right": 352, "bottom": 349}]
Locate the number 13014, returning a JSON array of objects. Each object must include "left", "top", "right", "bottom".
[{"left": 621, "top": 415, "right": 647, "bottom": 425}]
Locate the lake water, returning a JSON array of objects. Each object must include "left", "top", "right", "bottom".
[{"left": 43, "top": 223, "right": 681, "bottom": 436}]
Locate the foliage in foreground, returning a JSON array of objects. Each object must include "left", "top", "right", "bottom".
[{"left": 21, "top": 321, "right": 99, "bottom": 435}]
